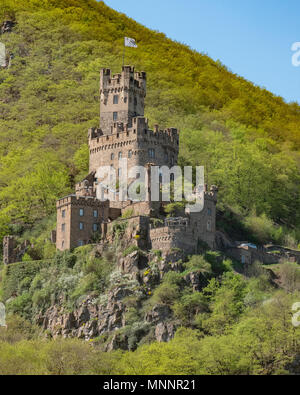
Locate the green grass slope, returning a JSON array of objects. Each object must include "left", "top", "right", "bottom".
[{"left": 0, "top": 0, "right": 299, "bottom": 247}]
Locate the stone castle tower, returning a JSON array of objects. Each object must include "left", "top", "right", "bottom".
[
  {"left": 88, "top": 66, "right": 179, "bottom": 176},
  {"left": 99, "top": 66, "right": 146, "bottom": 134}
]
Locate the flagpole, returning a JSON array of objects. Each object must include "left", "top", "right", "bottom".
[{"left": 123, "top": 38, "right": 125, "bottom": 67}]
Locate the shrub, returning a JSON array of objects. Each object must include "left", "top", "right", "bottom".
[
  {"left": 277, "top": 263, "right": 300, "bottom": 292},
  {"left": 122, "top": 209, "right": 134, "bottom": 219},
  {"left": 243, "top": 214, "right": 278, "bottom": 244},
  {"left": 123, "top": 245, "right": 140, "bottom": 257},
  {"left": 173, "top": 293, "right": 208, "bottom": 326},
  {"left": 183, "top": 255, "right": 212, "bottom": 277}
]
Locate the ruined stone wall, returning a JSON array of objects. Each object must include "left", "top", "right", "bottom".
[
  {"left": 188, "top": 190, "right": 218, "bottom": 250},
  {"left": 3, "top": 236, "right": 30, "bottom": 265},
  {"left": 150, "top": 226, "right": 197, "bottom": 255}
]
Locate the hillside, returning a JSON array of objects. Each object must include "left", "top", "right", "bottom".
[
  {"left": 0, "top": 0, "right": 300, "bottom": 376},
  {"left": 0, "top": 0, "right": 299, "bottom": 251}
]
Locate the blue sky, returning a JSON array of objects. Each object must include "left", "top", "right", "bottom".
[{"left": 104, "top": 0, "right": 300, "bottom": 103}]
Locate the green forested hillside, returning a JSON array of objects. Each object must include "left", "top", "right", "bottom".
[
  {"left": 0, "top": 1, "right": 300, "bottom": 375},
  {"left": 0, "top": 0, "right": 299, "bottom": 247}
]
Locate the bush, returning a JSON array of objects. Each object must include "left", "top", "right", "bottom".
[
  {"left": 123, "top": 245, "right": 140, "bottom": 257},
  {"left": 183, "top": 255, "right": 212, "bottom": 277},
  {"left": 205, "top": 252, "right": 232, "bottom": 276},
  {"left": 122, "top": 209, "right": 134, "bottom": 219},
  {"left": 243, "top": 214, "right": 278, "bottom": 244},
  {"left": 173, "top": 293, "right": 208, "bottom": 326},
  {"left": 277, "top": 263, "right": 300, "bottom": 292}
]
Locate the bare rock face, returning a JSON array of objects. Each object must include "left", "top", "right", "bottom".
[
  {"left": 119, "top": 251, "right": 148, "bottom": 276},
  {"left": 155, "top": 322, "right": 177, "bottom": 343},
  {"left": 145, "top": 305, "right": 172, "bottom": 325},
  {"left": 40, "top": 287, "right": 132, "bottom": 341},
  {"left": 145, "top": 305, "right": 176, "bottom": 343},
  {"left": 106, "top": 333, "right": 129, "bottom": 352},
  {"left": 184, "top": 271, "right": 208, "bottom": 292}
]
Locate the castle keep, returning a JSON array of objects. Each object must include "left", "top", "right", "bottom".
[{"left": 55, "top": 65, "right": 217, "bottom": 253}]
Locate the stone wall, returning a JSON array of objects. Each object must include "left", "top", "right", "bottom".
[
  {"left": 3, "top": 236, "right": 30, "bottom": 265},
  {"left": 88, "top": 119, "right": 179, "bottom": 176},
  {"left": 150, "top": 226, "right": 197, "bottom": 255}
]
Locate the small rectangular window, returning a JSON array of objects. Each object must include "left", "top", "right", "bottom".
[
  {"left": 113, "top": 112, "right": 118, "bottom": 121},
  {"left": 79, "top": 222, "right": 84, "bottom": 231},
  {"left": 148, "top": 148, "right": 155, "bottom": 159},
  {"left": 207, "top": 208, "right": 212, "bottom": 216},
  {"left": 62, "top": 210, "right": 66, "bottom": 218},
  {"left": 78, "top": 240, "right": 84, "bottom": 247},
  {"left": 207, "top": 220, "right": 212, "bottom": 232},
  {"left": 93, "top": 210, "right": 98, "bottom": 218},
  {"left": 93, "top": 224, "right": 98, "bottom": 232},
  {"left": 113, "top": 95, "right": 119, "bottom": 104},
  {"left": 62, "top": 223, "right": 65, "bottom": 232},
  {"left": 79, "top": 208, "right": 84, "bottom": 217}
]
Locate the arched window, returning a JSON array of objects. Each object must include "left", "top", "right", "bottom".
[
  {"left": 111, "top": 153, "right": 115, "bottom": 161},
  {"left": 118, "top": 152, "right": 122, "bottom": 159}
]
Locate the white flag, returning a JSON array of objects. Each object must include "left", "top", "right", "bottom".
[
  {"left": 0, "top": 42, "right": 6, "bottom": 67},
  {"left": 125, "top": 37, "right": 138, "bottom": 48}
]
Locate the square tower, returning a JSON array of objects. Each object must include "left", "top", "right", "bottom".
[
  {"left": 56, "top": 196, "right": 109, "bottom": 251},
  {"left": 100, "top": 66, "right": 146, "bottom": 134}
]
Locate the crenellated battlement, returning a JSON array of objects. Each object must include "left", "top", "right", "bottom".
[
  {"left": 56, "top": 195, "right": 106, "bottom": 209},
  {"left": 89, "top": 119, "right": 179, "bottom": 149},
  {"left": 100, "top": 66, "right": 146, "bottom": 94}
]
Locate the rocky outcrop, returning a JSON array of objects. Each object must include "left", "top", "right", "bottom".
[
  {"left": 145, "top": 304, "right": 176, "bottom": 343},
  {"left": 40, "top": 286, "right": 133, "bottom": 340},
  {"left": 36, "top": 247, "right": 186, "bottom": 348},
  {"left": 118, "top": 251, "right": 148, "bottom": 276},
  {"left": 184, "top": 271, "right": 208, "bottom": 292},
  {"left": 155, "top": 322, "right": 177, "bottom": 343}
]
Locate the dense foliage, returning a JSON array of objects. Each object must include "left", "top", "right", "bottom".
[
  {"left": 0, "top": 0, "right": 299, "bottom": 251},
  {"left": 1, "top": 261, "right": 300, "bottom": 375},
  {"left": 0, "top": 0, "right": 300, "bottom": 376}
]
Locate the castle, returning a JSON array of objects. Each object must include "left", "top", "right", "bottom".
[
  {"left": 3, "top": 65, "right": 300, "bottom": 267},
  {"left": 55, "top": 66, "right": 218, "bottom": 254}
]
